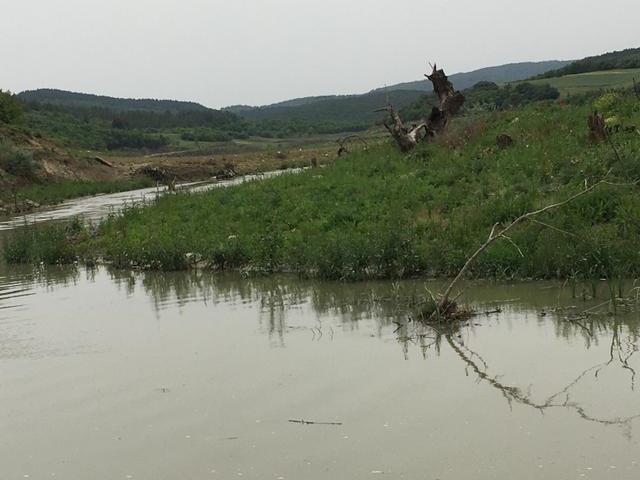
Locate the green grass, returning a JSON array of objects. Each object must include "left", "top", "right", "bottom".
[
  {"left": 5, "top": 92, "right": 640, "bottom": 281},
  {"left": 14, "top": 178, "right": 155, "bottom": 206},
  {"left": 521, "top": 69, "right": 640, "bottom": 97},
  {"left": 2, "top": 218, "right": 89, "bottom": 265}
]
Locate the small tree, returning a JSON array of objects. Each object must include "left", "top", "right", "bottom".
[{"left": 0, "top": 90, "right": 23, "bottom": 124}]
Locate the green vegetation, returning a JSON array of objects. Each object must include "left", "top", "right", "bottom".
[
  {"left": 21, "top": 103, "right": 239, "bottom": 151},
  {"left": 9, "top": 58, "right": 632, "bottom": 158},
  {"left": 17, "top": 89, "right": 212, "bottom": 113},
  {"left": 19, "top": 92, "right": 362, "bottom": 151},
  {"left": 7, "top": 91, "right": 640, "bottom": 282},
  {"left": 15, "top": 178, "right": 155, "bottom": 206},
  {"left": 14, "top": 61, "right": 569, "bottom": 153},
  {"left": 537, "top": 47, "right": 640, "bottom": 79},
  {"left": 402, "top": 82, "right": 560, "bottom": 120},
  {"left": 0, "top": 90, "right": 23, "bottom": 124},
  {"left": 2, "top": 218, "right": 88, "bottom": 265},
  {"left": 0, "top": 138, "right": 39, "bottom": 179},
  {"left": 522, "top": 69, "right": 640, "bottom": 97},
  {"left": 231, "top": 90, "right": 422, "bottom": 129}
]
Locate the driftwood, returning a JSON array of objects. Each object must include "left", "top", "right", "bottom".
[
  {"left": 137, "top": 165, "right": 170, "bottom": 182},
  {"left": 215, "top": 161, "right": 237, "bottom": 180},
  {"left": 337, "top": 135, "right": 368, "bottom": 156},
  {"left": 379, "top": 64, "right": 465, "bottom": 152},
  {"left": 288, "top": 419, "right": 343, "bottom": 426},
  {"left": 136, "top": 165, "right": 177, "bottom": 191},
  {"left": 94, "top": 156, "right": 115, "bottom": 168}
]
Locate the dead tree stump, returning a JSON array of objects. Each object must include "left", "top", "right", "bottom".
[{"left": 379, "top": 64, "right": 465, "bottom": 152}]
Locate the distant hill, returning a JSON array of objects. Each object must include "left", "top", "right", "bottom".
[
  {"left": 377, "top": 60, "right": 571, "bottom": 93},
  {"left": 17, "top": 89, "right": 242, "bottom": 149},
  {"left": 18, "top": 89, "right": 210, "bottom": 113},
  {"left": 536, "top": 47, "right": 640, "bottom": 79},
  {"left": 225, "top": 95, "right": 338, "bottom": 114},
  {"left": 232, "top": 90, "right": 423, "bottom": 125},
  {"left": 227, "top": 60, "right": 569, "bottom": 126}
]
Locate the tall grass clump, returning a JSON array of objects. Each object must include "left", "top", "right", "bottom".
[{"left": 2, "top": 218, "right": 88, "bottom": 264}]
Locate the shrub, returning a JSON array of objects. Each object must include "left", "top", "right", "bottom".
[
  {"left": 0, "top": 90, "right": 23, "bottom": 124},
  {"left": 2, "top": 219, "right": 88, "bottom": 264},
  {"left": 0, "top": 140, "right": 39, "bottom": 179}
]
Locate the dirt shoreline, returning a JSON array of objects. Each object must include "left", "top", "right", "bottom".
[{"left": 1, "top": 140, "right": 337, "bottom": 216}]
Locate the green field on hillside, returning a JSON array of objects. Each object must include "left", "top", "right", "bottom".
[{"left": 522, "top": 69, "right": 640, "bottom": 96}]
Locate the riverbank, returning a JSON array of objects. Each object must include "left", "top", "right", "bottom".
[
  {"left": 0, "top": 178, "right": 158, "bottom": 215},
  {"left": 4, "top": 92, "right": 640, "bottom": 280},
  {"left": 0, "top": 126, "right": 338, "bottom": 215}
]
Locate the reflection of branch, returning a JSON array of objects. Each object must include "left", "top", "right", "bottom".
[{"left": 443, "top": 327, "right": 640, "bottom": 429}]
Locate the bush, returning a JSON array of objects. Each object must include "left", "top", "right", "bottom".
[
  {"left": 2, "top": 219, "right": 87, "bottom": 264},
  {"left": 0, "top": 90, "right": 23, "bottom": 124},
  {"left": 180, "top": 129, "right": 232, "bottom": 142},
  {"left": 106, "top": 130, "right": 169, "bottom": 150},
  {"left": 0, "top": 139, "right": 39, "bottom": 179}
]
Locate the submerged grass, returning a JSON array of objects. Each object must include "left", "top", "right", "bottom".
[{"left": 5, "top": 92, "right": 640, "bottom": 281}]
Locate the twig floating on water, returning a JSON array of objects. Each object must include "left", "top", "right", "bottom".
[{"left": 288, "top": 419, "right": 343, "bottom": 426}]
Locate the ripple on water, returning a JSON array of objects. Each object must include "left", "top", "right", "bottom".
[{"left": 0, "top": 277, "right": 35, "bottom": 312}]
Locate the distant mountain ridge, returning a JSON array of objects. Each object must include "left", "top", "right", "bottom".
[
  {"left": 224, "top": 60, "right": 571, "bottom": 126},
  {"left": 16, "top": 60, "right": 573, "bottom": 133},
  {"left": 18, "top": 89, "right": 211, "bottom": 113},
  {"left": 227, "top": 60, "right": 571, "bottom": 114},
  {"left": 379, "top": 60, "right": 572, "bottom": 93}
]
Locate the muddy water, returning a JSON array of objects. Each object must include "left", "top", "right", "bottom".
[{"left": 1, "top": 265, "right": 640, "bottom": 480}]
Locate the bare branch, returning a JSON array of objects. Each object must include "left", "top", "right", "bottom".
[{"left": 438, "top": 175, "right": 638, "bottom": 312}]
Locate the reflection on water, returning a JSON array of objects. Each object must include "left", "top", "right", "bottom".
[{"left": 2, "top": 265, "right": 640, "bottom": 479}]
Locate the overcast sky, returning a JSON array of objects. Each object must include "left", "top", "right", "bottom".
[{"left": 1, "top": 0, "right": 638, "bottom": 108}]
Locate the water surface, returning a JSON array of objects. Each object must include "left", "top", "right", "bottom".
[{"left": 1, "top": 265, "right": 639, "bottom": 479}]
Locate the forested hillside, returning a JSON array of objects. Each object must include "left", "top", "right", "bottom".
[
  {"left": 536, "top": 47, "right": 640, "bottom": 78},
  {"left": 18, "top": 89, "right": 210, "bottom": 113},
  {"left": 233, "top": 90, "right": 422, "bottom": 124}
]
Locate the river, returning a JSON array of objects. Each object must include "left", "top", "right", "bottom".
[{"left": 1, "top": 183, "right": 639, "bottom": 479}]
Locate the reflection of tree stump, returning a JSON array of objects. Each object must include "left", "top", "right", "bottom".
[
  {"left": 588, "top": 111, "right": 607, "bottom": 143},
  {"left": 496, "top": 134, "right": 514, "bottom": 149}
]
